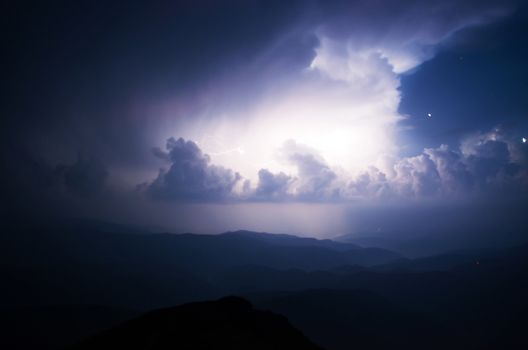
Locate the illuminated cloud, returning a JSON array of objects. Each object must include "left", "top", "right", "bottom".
[
  {"left": 345, "top": 129, "right": 527, "bottom": 200},
  {"left": 141, "top": 127, "right": 527, "bottom": 203},
  {"left": 136, "top": 2, "right": 522, "bottom": 203},
  {"left": 146, "top": 137, "right": 241, "bottom": 201},
  {"left": 254, "top": 169, "right": 293, "bottom": 201},
  {"left": 161, "top": 0, "right": 514, "bottom": 191}
]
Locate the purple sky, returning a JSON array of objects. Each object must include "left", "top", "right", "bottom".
[{"left": 2, "top": 1, "right": 528, "bottom": 246}]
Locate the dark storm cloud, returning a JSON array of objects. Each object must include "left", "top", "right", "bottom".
[
  {"left": 0, "top": 145, "right": 56, "bottom": 202},
  {"left": 0, "top": 143, "right": 108, "bottom": 200},
  {"left": 146, "top": 138, "right": 241, "bottom": 201},
  {"left": 4, "top": 151, "right": 108, "bottom": 198},
  {"left": 55, "top": 154, "right": 108, "bottom": 198},
  {"left": 0, "top": 142, "right": 110, "bottom": 225}
]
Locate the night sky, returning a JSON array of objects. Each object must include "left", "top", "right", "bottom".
[{"left": 2, "top": 0, "right": 528, "bottom": 244}]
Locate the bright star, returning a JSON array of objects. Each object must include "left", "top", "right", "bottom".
[
  {"left": 427, "top": 113, "right": 432, "bottom": 117},
  {"left": 523, "top": 137, "right": 527, "bottom": 144}
]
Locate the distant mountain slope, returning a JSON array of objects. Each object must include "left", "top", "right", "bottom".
[
  {"left": 1, "top": 225, "right": 401, "bottom": 274},
  {"left": 72, "top": 296, "right": 322, "bottom": 350},
  {"left": 0, "top": 223, "right": 401, "bottom": 309},
  {"left": 334, "top": 233, "right": 453, "bottom": 257},
  {"left": 222, "top": 230, "right": 362, "bottom": 251},
  {"left": 337, "top": 231, "right": 528, "bottom": 258},
  {"left": 373, "top": 253, "right": 479, "bottom": 272}
]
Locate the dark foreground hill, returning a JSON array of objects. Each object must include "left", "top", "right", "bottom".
[{"left": 71, "top": 296, "right": 322, "bottom": 350}]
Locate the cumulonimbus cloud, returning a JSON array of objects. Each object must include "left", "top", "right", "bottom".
[
  {"left": 168, "top": 0, "right": 516, "bottom": 189},
  {"left": 137, "top": 0, "right": 523, "bottom": 203},
  {"left": 146, "top": 137, "right": 241, "bottom": 201},
  {"left": 142, "top": 129, "right": 527, "bottom": 202}
]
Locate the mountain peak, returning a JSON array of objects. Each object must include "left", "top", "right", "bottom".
[{"left": 72, "top": 297, "right": 322, "bottom": 350}]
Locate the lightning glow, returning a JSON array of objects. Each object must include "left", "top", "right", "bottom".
[{"left": 166, "top": 38, "right": 404, "bottom": 184}]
